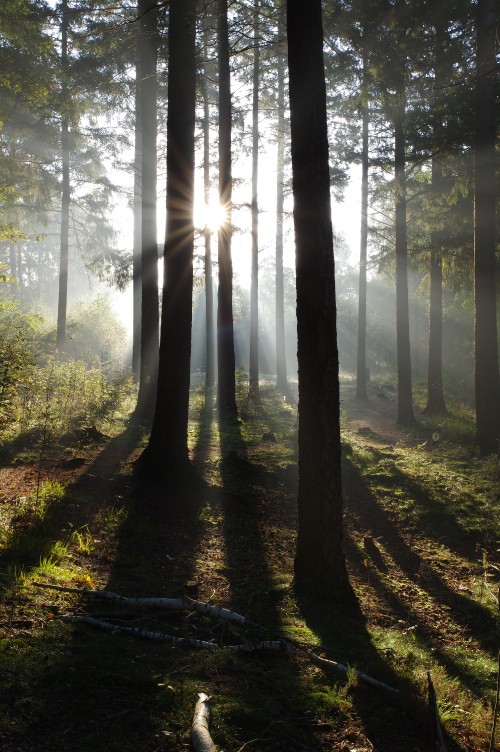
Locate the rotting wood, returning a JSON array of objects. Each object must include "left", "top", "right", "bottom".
[{"left": 191, "top": 693, "right": 216, "bottom": 752}]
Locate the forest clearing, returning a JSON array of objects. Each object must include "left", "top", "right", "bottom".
[{"left": 0, "top": 379, "right": 498, "bottom": 752}]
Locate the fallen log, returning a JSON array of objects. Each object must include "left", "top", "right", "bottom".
[
  {"left": 35, "top": 582, "right": 253, "bottom": 626},
  {"left": 61, "top": 614, "right": 397, "bottom": 693},
  {"left": 192, "top": 693, "right": 216, "bottom": 752}
]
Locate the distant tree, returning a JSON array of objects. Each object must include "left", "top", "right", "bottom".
[
  {"left": 217, "top": 0, "right": 238, "bottom": 423},
  {"left": 287, "top": 0, "right": 353, "bottom": 601},
  {"left": 473, "top": 0, "right": 499, "bottom": 455},
  {"left": 423, "top": 11, "right": 448, "bottom": 417},
  {"left": 356, "top": 47, "right": 369, "bottom": 401},
  {"left": 274, "top": 2, "right": 288, "bottom": 395},
  {"left": 202, "top": 15, "right": 215, "bottom": 391},
  {"left": 140, "top": 0, "right": 197, "bottom": 477},
  {"left": 55, "top": 0, "right": 70, "bottom": 350},
  {"left": 248, "top": 0, "right": 260, "bottom": 398},
  {"left": 132, "top": 39, "right": 142, "bottom": 383}
]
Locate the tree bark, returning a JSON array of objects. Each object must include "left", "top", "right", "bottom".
[
  {"left": 474, "top": 0, "right": 499, "bottom": 455},
  {"left": 217, "top": 0, "right": 238, "bottom": 423},
  {"left": 287, "top": 0, "right": 353, "bottom": 602}
]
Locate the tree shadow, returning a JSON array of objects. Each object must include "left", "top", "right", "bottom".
[{"left": 342, "top": 453, "right": 499, "bottom": 692}]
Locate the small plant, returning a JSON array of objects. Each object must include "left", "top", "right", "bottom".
[{"left": 71, "top": 528, "right": 94, "bottom": 555}]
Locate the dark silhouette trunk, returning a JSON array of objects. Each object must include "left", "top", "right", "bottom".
[
  {"left": 132, "top": 37, "right": 142, "bottom": 383},
  {"left": 217, "top": 0, "right": 237, "bottom": 423},
  {"left": 474, "top": 0, "right": 499, "bottom": 455},
  {"left": 275, "top": 3, "right": 288, "bottom": 395},
  {"left": 356, "top": 54, "right": 369, "bottom": 401},
  {"left": 141, "top": 0, "right": 197, "bottom": 477},
  {"left": 202, "top": 18, "right": 215, "bottom": 391},
  {"left": 393, "top": 77, "right": 414, "bottom": 426},
  {"left": 249, "top": 0, "right": 260, "bottom": 398},
  {"left": 287, "top": 0, "right": 353, "bottom": 602},
  {"left": 56, "top": 0, "right": 70, "bottom": 352},
  {"left": 134, "top": 0, "right": 159, "bottom": 422}
]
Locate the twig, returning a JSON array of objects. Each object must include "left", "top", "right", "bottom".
[
  {"left": 489, "top": 650, "right": 500, "bottom": 752},
  {"left": 192, "top": 693, "right": 216, "bottom": 752}
]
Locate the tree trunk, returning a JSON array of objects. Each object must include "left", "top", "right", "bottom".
[
  {"left": 217, "top": 0, "right": 237, "bottom": 423},
  {"left": 141, "top": 0, "right": 197, "bottom": 478},
  {"left": 424, "top": 18, "right": 447, "bottom": 417},
  {"left": 249, "top": 0, "right": 260, "bottom": 398},
  {"left": 474, "top": 0, "right": 499, "bottom": 455},
  {"left": 393, "top": 77, "right": 414, "bottom": 426},
  {"left": 203, "top": 17, "right": 215, "bottom": 391},
  {"left": 287, "top": 0, "right": 353, "bottom": 602},
  {"left": 356, "top": 52, "right": 369, "bottom": 401},
  {"left": 134, "top": 0, "right": 159, "bottom": 422},
  {"left": 56, "top": 0, "right": 70, "bottom": 352},
  {"left": 275, "top": 2, "right": 288, "bottom": 395},
  {"left": 132, "top": 34, "right": 142, "bottom": 383}
]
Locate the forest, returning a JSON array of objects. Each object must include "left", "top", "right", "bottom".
[{"left": 0, "top": 0, "right": 499, "bottom": 750}]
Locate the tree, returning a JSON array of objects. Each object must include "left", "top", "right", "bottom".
[
  {"left": 274, "top": 3, "right": 288, "bottom": 395},
  {"left": 55, "top": 0, "right": 70, "bottom": 350},
  {"left": 356, "top": 47, "right": 369, "bottom": 401},
  {"left": 217, "top": 0, "right": 238, "bottom": 423},
  {"left": 202, "top": 12, "right": 215, "bottom": 391},
  {"left": 140, "top": 0, "right": 197, "bottom": 477},
  {"left": 248, "top": 0, "right": 260, "bottom": 398},
  {"left": 473, "top": 0, "right": 499, "bottom": 455},
  {"left": 134, "top": 0, "right": 159, "bottom": 422},
  {"left": 287, "top": 0, "right": 353, "bottom": 601}
]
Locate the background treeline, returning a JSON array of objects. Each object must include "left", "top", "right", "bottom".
[{"left": 0, "top": 0, "right": 498, "bottom": 449}]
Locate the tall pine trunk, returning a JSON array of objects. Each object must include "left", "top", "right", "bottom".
[
  {"left": 56, "top": 0, "right": 70, "bottom": 351},
  {"left": 356, "top": 52, "right": 369, "bottom": 401},
  {"left": 132, "top": 36, "right": 142, "bottom": 383},
  {"left": 141, "top": 0, "right": 197, "bottom": 477},
  {"left": 134, "top": 0, "right": 159, "bottom": 422},
  {"left": 393, "top": 76, "right": 414, "bottom": 426},
  {"left": 424, "top": 162, "right": 447, "bottom": 415},
  {"left": 275, "top": 2, "right": 288, "bottom": 395},
  {"left": 217, "top": 0, "right": 237, "bottom": 423},
  {"left": 249, "top": 0, "right": 260, "bottom": 398},
  {"left": 474, "top": 0, "right": 499, "bottom": 455},
  {"left": 424, "top": 14, "right": 447, "bottom": 416},
  {"left": 202, "top": 39, "right": 215, "bottom": 391},
  {"left": 287, "top": 0, "right": 353, "bottom": 602}
]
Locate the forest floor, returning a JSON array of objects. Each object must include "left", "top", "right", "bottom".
[{"left": 0, "top": 379, "right": 498, "bottom": 752}]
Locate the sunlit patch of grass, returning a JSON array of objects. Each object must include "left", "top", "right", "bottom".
[{"left": 70, "top": 527, "right": 95, "bottom": 555}]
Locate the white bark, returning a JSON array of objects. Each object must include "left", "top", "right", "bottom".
[{"left": 191, "top": 693, "right": 216, "bottom": 752}]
